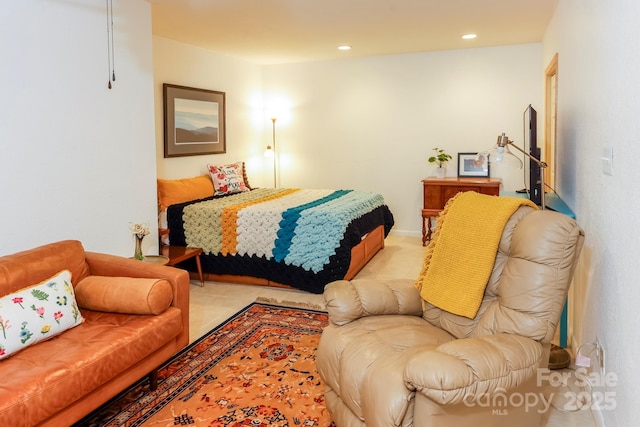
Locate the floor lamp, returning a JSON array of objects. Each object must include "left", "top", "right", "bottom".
[{"left": 264, "top": 117, "right": 277, "bottom": 188}]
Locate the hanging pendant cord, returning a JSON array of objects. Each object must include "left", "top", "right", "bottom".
[
  {"left": 106, "top": 0, "right": 115, "bottom": 88},
  {"left": 106, "top": 0, "right": 111, "bottom": 89},
  {"left": 110, "top": 0, "right": 115, "bottom": 82}
]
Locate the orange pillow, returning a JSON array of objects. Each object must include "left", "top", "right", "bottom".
[
  {"left": 75, "top": 276, "right": 173, "bottom": 315},
  {"left": 157, "top": 175, "right": 214, "bottom": 211}
]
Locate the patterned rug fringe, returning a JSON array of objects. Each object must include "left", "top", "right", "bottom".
[{"left": 255, "top": 296, "right": 326, "bottom": 311}]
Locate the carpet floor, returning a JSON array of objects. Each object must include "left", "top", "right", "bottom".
[{"left": 75, "top": 302, "right": 334, "bottom": 427}]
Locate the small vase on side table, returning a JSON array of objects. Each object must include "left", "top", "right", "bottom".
[{"left": 133, "top": 235, "right": 145, "bottom": 261}]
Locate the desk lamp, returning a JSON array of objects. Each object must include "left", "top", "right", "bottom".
[
  {"left": 480, "top": 134, "right": 569, "bottom": 368},
  {"left": 479, "top": 133, "right": 548, "bottom": 209}
]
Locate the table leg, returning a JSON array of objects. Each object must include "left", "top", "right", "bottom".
[
  {"left": 148, "top": 370, "right": 158, "bottom": 390},
  {"left": 422, "top": 216, "right": 427, "bottom": 246},
  {"left": 195, "top": 253, "right": 204, "bottom": 287},
  {"left": 422, "top": 215, "right": 433, "bottom": 246}
]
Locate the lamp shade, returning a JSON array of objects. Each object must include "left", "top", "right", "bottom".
[
  {"left": 478, "top": 133, "right": 523, "bottom": 169},
  {"left": 264, "top": 145, "right": 274, "bottom": 157},
  {"left": 479, "top": 132, "right": 548, "bottom": 209}
]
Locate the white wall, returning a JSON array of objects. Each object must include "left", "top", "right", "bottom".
[
  {"left": 153, "top": 37, "right": 266, "bottom": 186},
  {"left": 0, "top": 0, "right": 158, "bottom": 257},
  {"left": 262, "top": 45, "right": 543, "bottom": 234},
  {"left": 152, "top": 41, "right": 543, "bottom": 236},
  {"left": 544, "top": 1, "right": 640, "bottom": 425}
]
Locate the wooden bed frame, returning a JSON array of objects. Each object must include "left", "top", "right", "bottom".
[{"left": 188, "top": 225, "right": 386, "bottom": 289}]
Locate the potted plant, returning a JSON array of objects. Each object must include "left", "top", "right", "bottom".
[{"left": 428, "top": 147, "right": 452, "bottom": 178}]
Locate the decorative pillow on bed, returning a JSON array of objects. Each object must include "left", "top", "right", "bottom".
[
  {"left": 0, "top": 270, "right": 84, "bottom": 360},
  {"left": 157, "top": 174, "right": 214, "bottom": 211},
  {"left": 207, "top": 161, "right": 251, "bottom": 196}
]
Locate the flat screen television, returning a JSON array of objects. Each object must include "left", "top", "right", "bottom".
[{"left": 525, "top": 104, "right": 543, "bottom": 205}]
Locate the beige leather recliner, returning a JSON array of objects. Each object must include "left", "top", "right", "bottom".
[{"left": 317, "top": 207, "right": 585, "bottom": 427}]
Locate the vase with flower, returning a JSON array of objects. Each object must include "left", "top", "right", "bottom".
[{"left": 129, "top": 222, "right": 150, "bottom": 261}]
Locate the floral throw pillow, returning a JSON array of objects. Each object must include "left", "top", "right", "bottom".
[
  {"left": 207, "top": 161, "right": 250, "bottom": 196},
  {"left": 0, "top": 270, "right": 84, "bottom": 360}
]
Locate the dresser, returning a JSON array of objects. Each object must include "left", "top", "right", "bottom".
[{"left": 421, "top": 177, "right": 502, "bottom": 245}]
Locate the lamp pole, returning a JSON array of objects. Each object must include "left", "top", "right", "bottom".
[{"left": 271, "top": 117, "right": 277, "bottom": 188}]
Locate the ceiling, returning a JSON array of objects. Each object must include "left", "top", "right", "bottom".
[{"left": 149, "top": 0, "right": 558, "bottom": 65}]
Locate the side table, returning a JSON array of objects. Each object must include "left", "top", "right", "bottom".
[
  {"left": 421, "top": 177, "right": 502, "bottom": 245},
  {"left": 159, "top": 229, "right": 205, "bottom": 287},
  {"left": 140, "top": 255, "right": 170, "bottom": 265}
]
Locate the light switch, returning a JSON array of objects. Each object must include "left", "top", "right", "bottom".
[{"left": 601, "top": 147, "right": 613, "bottom": 176}]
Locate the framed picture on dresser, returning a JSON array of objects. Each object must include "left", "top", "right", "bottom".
[{"left": 457, "top": 152, "right": 490, "bottom": 177}]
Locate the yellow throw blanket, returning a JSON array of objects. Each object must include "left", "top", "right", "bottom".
[{"left": 415, "top": 191, "right": 537, "bottom": 319}]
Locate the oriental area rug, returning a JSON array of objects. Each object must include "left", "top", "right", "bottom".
[{"left": 75, "top": 302, "right": 335, "bottom": 427}]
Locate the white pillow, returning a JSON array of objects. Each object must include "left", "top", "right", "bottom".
[{"left": 0, "top": 270, "right": 84, "bottom": 360}]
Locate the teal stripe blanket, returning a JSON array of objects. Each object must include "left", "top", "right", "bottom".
[{"left": 167, "top": 188, "right": 395, "bottom": 293}]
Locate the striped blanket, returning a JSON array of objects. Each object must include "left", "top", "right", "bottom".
[{"left": 166, "top": 188, "right": 394, "bottom": 293}]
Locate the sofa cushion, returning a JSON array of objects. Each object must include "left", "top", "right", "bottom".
[
  {"left": 0, "top": 240, "right": 91, "bottom": 297},
  {"left": 0, "top": 307, "right": 183, "bottom": 426},
  {"left": 317, "top": 316, "right": 454, "bottom": 425},
  {"left": 75, "top": 276, "right": 173, "bottom": 315},
  {"left": 0, "top": 270, "right": 84, "bottom": 360}
]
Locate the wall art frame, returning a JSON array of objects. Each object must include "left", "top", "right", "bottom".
[
  {"left": 163, "top": 83, "right": 226, "bottom": 158},
  {"left": 457, "top": 152, "right": 490, "bottom": 177}
]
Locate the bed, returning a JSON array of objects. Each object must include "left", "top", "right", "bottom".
[{"left": 157, "top": 163, "right": 394, "bottom": 294}]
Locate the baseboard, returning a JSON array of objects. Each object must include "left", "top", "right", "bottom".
[{"left": 388, "top": 229, "right": 421, "bottom": 238}]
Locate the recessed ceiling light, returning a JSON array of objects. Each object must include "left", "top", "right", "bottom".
[
  {"left": 462, "top": 34, "right": 477, "bottom": 40},
  {"left": 337, "top": 45, "right": 352, "bottom": 51}
]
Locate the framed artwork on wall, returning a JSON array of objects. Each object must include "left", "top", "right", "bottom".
[
  {"left": 163, "top": 84, "right": 226, "bottom": 158},
  {"left": 457, "top": 152, "right": 490, "bottom": 177}
]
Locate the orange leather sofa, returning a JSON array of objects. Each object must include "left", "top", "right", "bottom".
[{"left": 0, "top": 240, "right": 190, "bottom": 426}]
